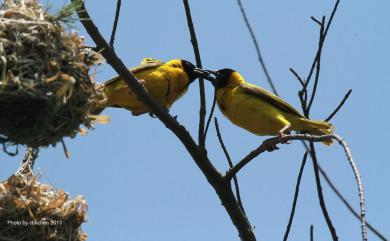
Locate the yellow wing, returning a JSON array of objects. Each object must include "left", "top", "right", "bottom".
[
  {"left": 104, "top": 61, "right": 165, "bottom": 87},
  {"left": 239, "top": 83, "right": 304, "bottom": 118},
  {"left": 140, "top": 58, "right": 164, "bottom": 65}
]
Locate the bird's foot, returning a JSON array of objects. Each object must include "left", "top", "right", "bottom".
[{"left": 278, "top": 131, "right": 291, "bottom": 144}]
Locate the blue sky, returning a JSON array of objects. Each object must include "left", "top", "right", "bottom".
[{"left": 1, "top": 0, "right": 389, "bottom": 240}]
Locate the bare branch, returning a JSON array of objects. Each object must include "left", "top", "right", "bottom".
[
  {"left": 283, "top": 152, "right": 309, "bottom": 241},
  {"left": 236, "top": 0, "right": 278, "bottom": 95},
  {"left": 215, "top": 118, "right": 246, "bottom": 214},
  {"left": 204, "top": 89, "right": 217, "bottom": 138},
  {"left": 310, "top": 225, "right": 314, "bottom": 241},
  {"left": 304, "top": 0, "right": 340, "bottom": 93},
  {"left": 319, "top": 166, "right": 388, "bottom": 241},
  {"left": 324, "top": 0, "right": 341, "bottom": 38},
  {"left": 311, "top": 16, "right": 322, "bottom": 25},
  {"left": 289, "top": 68, "right": 305, "bottom": 88},
  {"left": 309, "top": 142, "right": 339, "bottom": 241},
  {"left": 73, "top": 2, "right": 257, "bottom": 240},
  {"left": 295, "top": 2, "right": 344, "bottom": 239},
  {"left": 325, "top": 89, "right": 352, "bottom": 121},
  {"left": 71, "top": 0, "right": 220, "bottom": 179},
  {"left": 109, "top": 0, "right": 121, "bottom": 49},
  {"left": 182, "top": 0, "right": 206, "bottom": 149},
  {"left": 225, "top": 133, "right": 336, "bottom": 180},
  {"left": 307, "top": 16, "right": 325, "bottom": 113},
  {"left": 333, "top": 136, "right": 367, "bottom": 241}
]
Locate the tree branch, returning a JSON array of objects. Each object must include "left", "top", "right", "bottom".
[
  {"left": 236, "top": 0, "right": 277, "bottom": 95},
  {"left": 307, "top": 16, "right": 325, "bottom": 113},
  {"left": 204, "top": 88, "right": 217, "bottom": 138},
  {"left": 109, "top": 0, "right": 121, "bottom": 49},
  {"left": 325, "top": 89, "right": 352, "bottom": 121},
  {"left": 309, "top": 142, "right": 339, "bottom": 241},
  {"left": 303, "top": 0, "right": 340, "bottom": 102},
  {"left": 73, "top": 2, "right": 257, "bottom": 240},
  {"left": 225, "top": 133, "right": 337, "bottom": 180},
  {"left": 215, "top": 118, "right": 246, "bottom": 214},
  {"left": 319, "top": 166, "right": 387, "bottom": 241},
  {"left": 71, "top": 0, "right": 220, "bottom": 180},
  {"left": 310, "top": 225, "right": 314, "bottom": 241},
  {"left": 332, "top": 137, "right": 367, "bottom": 241},
  {"left": 283, "top": 152, "right": 308, "bottom": 241},
  {"left": 182, "top": 0, "right": 206, "bottom": 149}
]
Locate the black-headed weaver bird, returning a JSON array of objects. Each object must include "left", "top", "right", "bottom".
[
  {"left": 208, "top": 68, "right": 334, "bottom": 145},
  {"left": 95, "top": 58, "right": 206, "bottom": 116}
]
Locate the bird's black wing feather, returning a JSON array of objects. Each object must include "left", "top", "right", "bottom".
[
  {"left": 240, "top": 84, "right": 304, "bottom": 117},
  {"left": 104, "top": 62, "right": 164, "bottom": 86}
]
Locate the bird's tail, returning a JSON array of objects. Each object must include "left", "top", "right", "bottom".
[{"left": 300, "top": 119, "right": 334, "bottom": 146}]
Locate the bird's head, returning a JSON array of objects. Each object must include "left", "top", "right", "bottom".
[
  {"left": 205, "top": 68, "right": 243, "bottom": 90},
  {"left": 181, "top": 60, "right": 216, "bottom": 84}
]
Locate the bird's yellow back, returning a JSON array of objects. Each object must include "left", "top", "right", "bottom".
[{"left": 103, "top": 59, "right": 193, "bottom": 116}]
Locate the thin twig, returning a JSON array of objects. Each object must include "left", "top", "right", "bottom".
[
  {"left": 215, "top": 118, "right": 246, "bottom": 214},
  {"left": 296, "top": 2, "right": 342, "bottom": 240},
  {"left": 310, "top": 225, "right": 314, "bottom": 241},
  {"left": 236, "top": 0, "right": 372, "bottom": 239},
  {"left": 60, "top": 139, "right": 70, "bottom": 159},
  {"left": 324, "top": 0, "right": 341, "bottom": 37},
  {"left": 307, "top": 16, "right": 325, "bottom": 113},
  {"left": 236, "top": 0, "right": 278, "bottom": 95},
  {"left": 289, "top": 68, "right": 305, "bottom": 88},
  {"left": 182, "top": 0, "right": 206, "bottom": 149},
  {"left": 225, "top": 133, "right": 336, "bottom": 180},
  {"left": 325, "top": 89, "right": 352, "bottom": 121},
  {"left": 319, "top": 166, "right": 387, "bottom": 241},
  {"left": 283, "top": 152, "right": 309, "bottom": 241},
  {"left": 311, "top": 16, "right": 322, "bottom": 25},
  {"left": 304, "top": 0, "right": 340, "bottom": 91},
  {"left": 204, "top": 88, "right": 217, "bottom": 138},
  {"left": 332, "top": 135, "right": 367, "bottom": 241},
  {"left": 309, "top": 142, "right": 339, "bottom": 241},
  {"left": 225, "top": 134, "right": 327, "bottom": 180},
  {"left": 109, "top": 0, "right": 121, "bottom": 49}
]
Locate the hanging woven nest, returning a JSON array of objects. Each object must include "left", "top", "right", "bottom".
[
  {"left": 0, "top": 174, "right": 88, "bottom": 241},
  {"left": 0, "top": 0, "right": 105, "bottom": 150}
]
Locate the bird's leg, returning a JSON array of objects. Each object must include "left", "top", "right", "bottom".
[{"left": 278, "top": 123, "right": 291, "bottom": 144}]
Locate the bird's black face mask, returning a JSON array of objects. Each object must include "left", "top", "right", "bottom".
[
  {"left": 213, "top": 68, "right": 234, "bottom": 89},
  {"left": 181, "top": 60, "right": 197, "bottom": 83}
]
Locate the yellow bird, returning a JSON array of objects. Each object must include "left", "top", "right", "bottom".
[
  {"left": 209, "top": 69, "right": 333, "bottom": 145},
  {"left": 96, "top": 58, "right": 203, "bottom": 116}
]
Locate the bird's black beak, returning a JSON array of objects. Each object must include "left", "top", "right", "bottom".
[
  {"left": 202, "top": 70, "right": 217, "bottom": 86},
  {"left": 192, "top": 68, "right": 208, "bottom": 77},
  {"left": 192, "top": 68, "right": 217, "bottom": 85}
]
